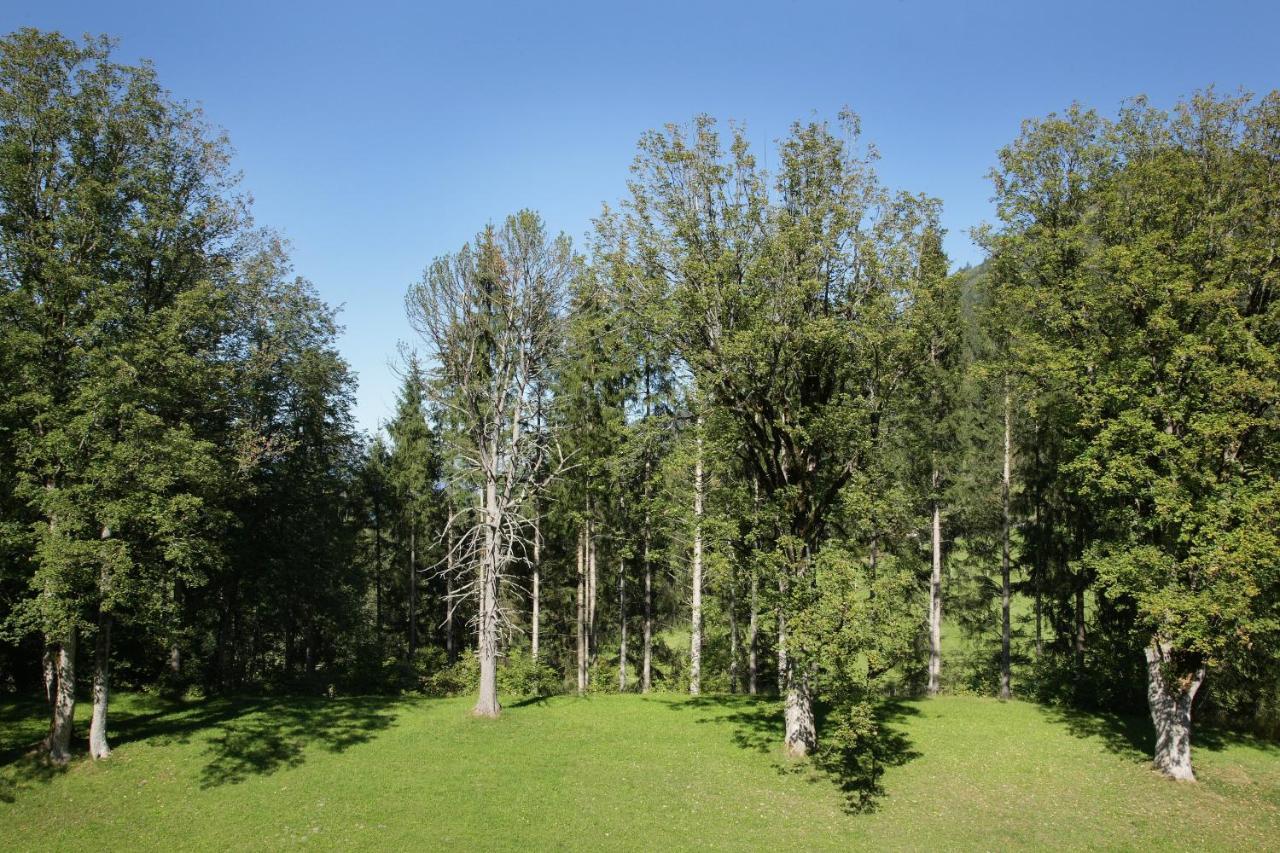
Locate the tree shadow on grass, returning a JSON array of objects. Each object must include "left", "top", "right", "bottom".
[
  {"left": 190, "top": 696, "right": 405, "bottom": 788},
  {"left": 662, "top": 694, "right": 920, "bottom": 814},
  {"left": 0, "top": 697, "right": 68, "bottom": 803},
  {"left": 0, "top": 693, "right": 407, "bottom": 798},
  {"left": 1039, "top": 704, "right": 1155, "bottom": 764},
  {"left": 1040, "top": 702, "right": 1280, "bottom": 766}
]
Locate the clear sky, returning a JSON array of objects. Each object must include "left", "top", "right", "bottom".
[{"left": 5, "top": 1, "right": 1277, "bottom": 434}]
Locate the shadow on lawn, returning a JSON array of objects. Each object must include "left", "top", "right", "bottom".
[
  {"left": 1040, "top": 703, "right": 1280, "bottom": 764},
  {"left": 662, "top": 694, "right": 920, "bottom": 814},
  {"left": 0, "top": 693, "right": 406, "bottom": 798}
]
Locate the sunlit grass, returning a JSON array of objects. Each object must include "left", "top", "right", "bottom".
[{"left": 1, "top": 691, "right": 1277, "bottom": 850}]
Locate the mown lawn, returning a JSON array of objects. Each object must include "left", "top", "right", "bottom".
[{"left": 1, "top": 691, "right": 1277, "bottom": 850}]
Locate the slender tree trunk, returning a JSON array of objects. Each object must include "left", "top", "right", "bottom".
[
  {"left": 532, "top": 509, "right": 541, "bottom": 662},
  {"left": 1033, "top": 521, "right": 1043, "bottom": 660},
  {"left": 1075, "top": 582, "right": 1087, "bottom": 670},
  {"left": 89, "top": 609, "right": 112, "bottom": 759},
  {"left": 1032, "top": 441, "right": 1043, "bottom": 660},
  {"left": 642, "top": 515, "right": 653, "bottom": 693},
  {"left": 641, "top": 365, "right": 654, "bottom": 693},
  {"left": 748, "top": 475, "right": 760, "bottom": 695},
  {"left": 1145, "top": 641, "right": 1205, "bottom": 781},
  {"left": 777, "top": 577, "right": 788, "bottom": 695},
  {"left": 576, "top": 524, "right": 587, "bottom": 695},
  {"left": 409, "top": 518, "right": 418, "bottom": 661},
  {"left": 587, "top": 515, "right": 597, "bottom": 681},
  {"left": 168, "top": 577, "right": 183, "bottom": 680},
  {"left": 928, "top": 495, "right": 943, "bottom": 697},
  {"left": 47, "top": 629, "right": 76, "bottom": 764},
  {"left": 474, "top": 477, "right": 501, "bottom": 717},
  {"left": 618, "top": 553, "right": 627, "bottom": 691},
  {"left": 747, "top": 571, "right": 759, "bottom": 695},
  {"left": 690, "top": 422, "right": 703, "bottom": 696},
  {"left": 374, "top": 501, "right": 383, "bottom": 640},
  {"left": 446, "top": 520, "right": 456, "bottom": 664},
  {"left": 729, "top": 564, "right": 739, "bottom": 694},
  {"left": 1000, "top": 380, "right": 1012, "bottom": 700}
]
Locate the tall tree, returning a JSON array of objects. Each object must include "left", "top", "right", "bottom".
[
  {"left": 0, "top": 30, "right": 245, "bottom": 761},
  {"left": 409, "top": 211, "right": 570, "bottom": 717}
]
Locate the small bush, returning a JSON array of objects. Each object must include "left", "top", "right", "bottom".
[{"left": 498, "top": 648, "right": 560, "bottom": 697}]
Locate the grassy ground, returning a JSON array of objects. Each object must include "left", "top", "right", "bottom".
[{"left": 1, "top": 691, "right": 1277, "bottom": 851}]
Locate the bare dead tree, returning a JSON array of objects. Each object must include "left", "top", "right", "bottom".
[{"left": 408, "top": 211, "right": 572, "bottom": 717}]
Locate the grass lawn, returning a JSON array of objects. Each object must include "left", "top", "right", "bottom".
[{"left": 1, "top": 690, "right": 1277, "bottom": 850}]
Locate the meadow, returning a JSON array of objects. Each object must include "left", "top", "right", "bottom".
[{"left": 2, "top": 691, "right": 1277, "bottom": 851}]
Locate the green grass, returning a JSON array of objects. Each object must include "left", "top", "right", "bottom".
[{"left": 1, "top": 691, "right": 1277, "bottom": 850}]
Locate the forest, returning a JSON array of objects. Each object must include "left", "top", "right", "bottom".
[{"left": 1, "top": 27, "right": 1279, "bottom": 842}]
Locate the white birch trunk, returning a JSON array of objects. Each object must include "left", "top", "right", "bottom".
[
  {"left": 576, "top": 525, "right": 587, "bottom": 695},
  {"left": 587, "top": 516, "right": 597, "bottom": 682},
  {"left": 642, "top": 521, "right": 652, "bottom": 693},
  {"left": 1145, "top": 642, "right": 1205, "bottom": 781},
  {"left": 690, "top": 422, "right": 703, "bottom": 696},
  {"left": 531, "top": 511, "right": 541, "bottom": 662},
  {"left": 928, "top": 498, "right": 943, "bottom": 697}
]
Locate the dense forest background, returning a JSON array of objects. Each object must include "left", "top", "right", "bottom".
[{"left": 1, "top": 30, "right": 1277, "bottom": 781}]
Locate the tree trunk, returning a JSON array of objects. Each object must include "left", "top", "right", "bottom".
[
  {"left": 1075, "top": 582, "right": 1086, "bottom": 670},
  {"left": 446, "top": 521, "right": 456, "bottom": 664},
  {"left": 576, "top": 524, "right": 587, "bottom": 695},
  {"left": 690, "top": 422, "right": 703, "bottom": 696},
  {"left": 618, "top": 553, "right": 627, "bottom": 691},
  {"left": 587, "top": 516, "right": 597, "bottom": 683},
  {"left": 474, "top": 478, "right": 501, "bottom": 717},
  {"left": 729, "top": 564, "right": 739, "bottom": 694},
  {"left": 778, "top": 597, "right": 815, "bottom": 757},
  {"left": 747, "top": 570, "right": 759, "bottom": 695},
  {"left": 999, "top": 380, "right": 1012, "bottom": 701},
  {"left": 642, "top": 484, "right": 653, "bottom": 693},
  {"left": 89, "top": 610, "right": 112, "bottom": 759},
  {"left": 43, "top": 643, "right": 56, "bottom": 711},
  {"left": 777, "top": 577, "right": 788, "bottom": 695},
  {"left": 1145, "top": 642, "right": 1205, "bottom": 781},
  {"left": 748, "top": 475, "right": 760, "bottom": 696},
  {"left": 1034, "top": 569, "right": 1043, "bottom": 660},
  {"left": 374, "top": 499, "right": 383, "bottom": 641},
  {"left": 928, "top": 497, "right": 943, "bottom": 697},
  {"left": 409, "top": 519, "right": 418, "bottom": 661},
  {"left": 47, "top": 629, "right": 76, "bottom": 765},
  {"left": 532, "top": 507, "right": 541, "bottom": 662}
]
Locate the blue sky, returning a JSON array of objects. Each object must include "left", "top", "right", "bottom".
[{"left": 6, "top": 1, "right": 1278, "bottom": 433}]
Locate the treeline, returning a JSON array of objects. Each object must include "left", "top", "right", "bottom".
[{"left": 1, "top": 31, "right": 1277, "bottom": 784}]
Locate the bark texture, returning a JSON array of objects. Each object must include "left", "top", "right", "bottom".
[
  {"left": 531, "top": 510, "right": 541, "bottom": 661},
  {"left": 576, "top": 525, "right": 587, "bottom": 694},
  {"left": 1145, "top": 643, "right": 1205, "bottom": 781},
  {"left": 89, "top": 610, "right": 112, "bottom": 759},
  {"left": 46, "top": 630, "right": 76, "bottom": 764},
  {"left": 927, "top": 498, "right": 943, "bottom": 697},
  {"left": 474, "top": 479, "right": 501, "bottom": 717},
  {"left": 689, "top": 425, "right": 703, "bottom": 696}
]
